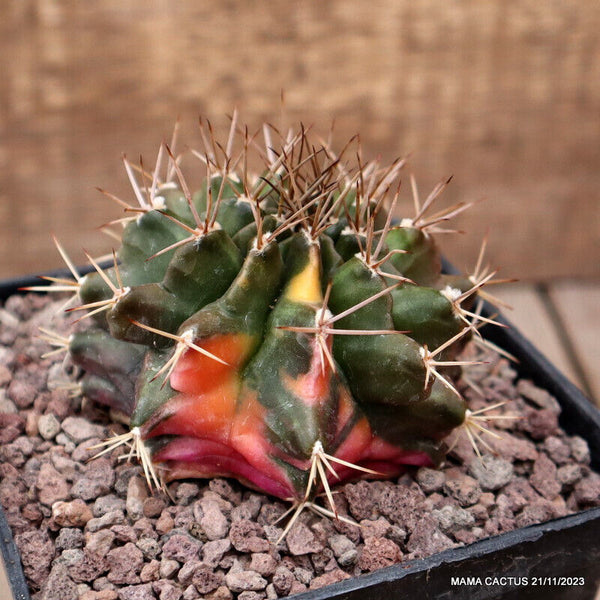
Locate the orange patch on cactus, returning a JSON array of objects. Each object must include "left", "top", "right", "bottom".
[
  {"left": 170, "top": 333, "right": 253, "bottom": 394},
  {"left": 332, "top": 414, "right": 373, "bottom": 468},
  {"left": 146, "top": 375, "right": 239, "bottom": 443},
  {"left": 333, "top": 383, "right": 358, "bottom": 436}
]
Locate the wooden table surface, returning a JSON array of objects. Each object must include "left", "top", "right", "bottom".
[{"left": 494, "top": 282, "right": 600, "bottom": 407}]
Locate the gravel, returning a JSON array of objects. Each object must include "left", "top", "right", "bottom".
[
  {"left": 467, "top": 455, "right": 514, "bottom": 491},
  {"left": 1, "top": 293, "right": 599, "bottom": 599}
]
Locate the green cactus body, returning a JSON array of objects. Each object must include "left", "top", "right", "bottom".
[
  {"left": 329, "top": 257, "right": 429, "bottom": 406},
  {"left": 389, "top": 284, "right": 464, "bottom": 351},
  {"left": 385, "top": 225, "right": 442, "bottom": 286},
  {"left": 69, "top": 329, "right": 146, "bottom": 415},
  {"left": 107, "top": 229, "right": 243, "bottom": 345},
  {"left": 40, "top": 120, "right": 503, "bottom": 506},
  {"left": 79, "top": 207, "right": 191, "bottom": 309}
]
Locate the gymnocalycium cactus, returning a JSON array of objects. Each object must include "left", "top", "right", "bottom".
[{"left": 32, "top": 115, "right": 509, "bottom": 529}]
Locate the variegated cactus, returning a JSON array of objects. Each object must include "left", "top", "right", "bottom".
[{"left": 32, "top": 115, "right": 507, "bottom": 529}]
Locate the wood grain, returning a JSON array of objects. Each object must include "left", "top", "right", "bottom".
[
  {"left": 549, "top": 281, "right": 600, "bottom": 402},
  {"left": 492, "top": 284, "right": 582, "bottom": 389},
  {"left": 1, "top": 0, "right": 599, "bottom": 279},
  {"left": 0, "top": 554, "right": 15, "bottom": 600}
]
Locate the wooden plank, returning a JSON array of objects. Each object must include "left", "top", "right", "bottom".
[
  {"left": 0, "top": 554, "right": 16, "bottom": 600},
  {"left": 492, "top": 284, "right": 582, "bottom": 389},
  {"left": 548, "top": 281, "right": 600, "bottom": 403}
]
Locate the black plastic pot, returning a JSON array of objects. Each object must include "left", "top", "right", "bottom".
[{"left": 1, "top": 267, "right": 599, "bottom": 600}]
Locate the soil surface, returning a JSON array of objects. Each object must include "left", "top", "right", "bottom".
[{"left": 1, "top": 294, "right": 599, "bottom": 600}]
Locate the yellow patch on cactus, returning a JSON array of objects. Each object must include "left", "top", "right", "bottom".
[{"left": 286, "top": 245, "right": 322, "bottom": 305}]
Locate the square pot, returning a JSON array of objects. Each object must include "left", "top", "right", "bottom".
[{"left": 1, "top": 267, "right": 599, "bottom": 600}]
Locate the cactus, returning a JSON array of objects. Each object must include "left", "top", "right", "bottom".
[{"left": 31, "top": 115, "right": 510, "bottom": 527}]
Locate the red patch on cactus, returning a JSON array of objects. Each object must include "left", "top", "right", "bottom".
[{"left": 152, "top": 438, "right": 293, "bottom": 499}]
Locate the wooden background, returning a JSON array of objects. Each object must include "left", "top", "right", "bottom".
[{"left": 1, "top": 0, "right": 599, "bottom": 280}]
